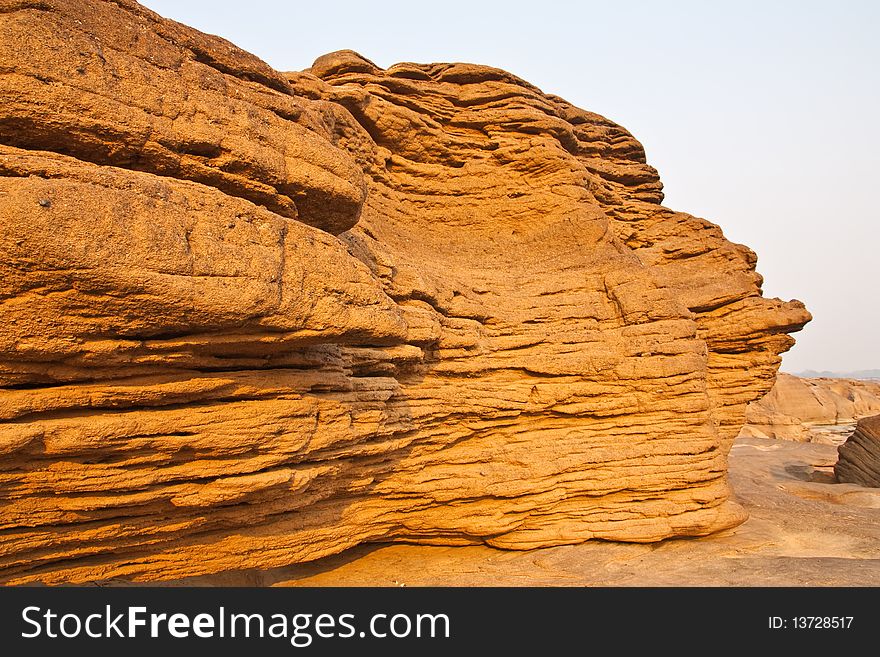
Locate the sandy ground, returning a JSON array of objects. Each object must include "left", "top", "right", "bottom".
[{"left": 164, "top": 436, "right": 880, "bottom": 586}]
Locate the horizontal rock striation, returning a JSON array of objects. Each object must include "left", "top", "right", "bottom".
[
  {"left": 0, "top": 0, "right": 809, "bottom": 584},
  {"left": 836, "top": 415, "right": 880, "bottom": 487}
]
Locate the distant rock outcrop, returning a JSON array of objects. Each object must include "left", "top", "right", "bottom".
[
  {"left": 836, "top": 415, "right": 880, "bottom": 487},
  {"left": 0, "top": 0, "right": 809, "bottom": 584},
  {"left": 795, "top": 369, "right": 880, "bottom": 380},
  {"left": 739, "top": 374, "right": 880, "bottom": 442}
]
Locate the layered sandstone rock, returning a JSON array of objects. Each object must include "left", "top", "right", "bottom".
[
  {"left": 836, "top": 415, "right": 880, "bottom": 487},
  {"left": 739, "top": 374, "right": 880, "bottom": 442},
  {"left": 171, "top": 436, "right": 880, "bottom": 587},
  {"left": 0, "top": 0, "right": 809, "bottom": 584}
]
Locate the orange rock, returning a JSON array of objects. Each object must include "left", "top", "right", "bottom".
[{"left": 0, "top": 0, "right": 809, "bottom": 584}]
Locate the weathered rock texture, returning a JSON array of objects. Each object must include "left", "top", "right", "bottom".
[
  {"left": 836, "top": 415, "right": 880, "bottom": 487},
  {"left": 0, "top": 0, "right": 809, "bottom": 584},
  {"left": 740, "top": 374, "right": 880, "bottom": 442},
  {"left": 166, "top": 436, "right": 880, "bottom": 587}
]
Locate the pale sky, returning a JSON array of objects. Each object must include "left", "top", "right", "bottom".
[{"left": 142, "top": 0, "right": 878, "bottom": 373}]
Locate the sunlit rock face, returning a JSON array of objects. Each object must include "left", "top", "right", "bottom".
[{"left": 0, "top": 0, "right": 809, "bottom": 584}]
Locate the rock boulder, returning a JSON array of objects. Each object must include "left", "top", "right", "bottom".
[{"left": 836, "top": 415, "right": 880, "bottom": 487}]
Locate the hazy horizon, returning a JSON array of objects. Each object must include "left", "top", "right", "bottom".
[{"left": 141, "top": 0, "right": 879, "bottom": 373}]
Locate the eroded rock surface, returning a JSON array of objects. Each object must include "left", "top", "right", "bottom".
[
  {"left": 740, "top": 374, "right": 880, "bottom": 442},
  {"left": 836, "top": 415, "right": 880, "bottom": 487},
  {"left": 0, "top": 0, "right": 809, "bottom": 584},
  {"left": 111, "top": 436, "right": 880, "bottom": 587}
]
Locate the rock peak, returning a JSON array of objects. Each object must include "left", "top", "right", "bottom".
[{"left": 310, "top": 49, "right": 380, "bottom": 77}]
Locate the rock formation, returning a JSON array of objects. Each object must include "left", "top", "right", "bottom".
[
  {"left": 739, "top": 374, "right": 880, "bottom": 442},
  {"left": 0, "top": 0, "right": 810, "bottom": 584},
  {"left": 836, "top": 415, "right": 880, "bottom": 487},
  {"left": 171, "top": 435, "right": 880, "bottom": 586}
]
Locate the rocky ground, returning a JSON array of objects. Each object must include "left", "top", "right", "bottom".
[{"left": 157, "top": 435, "right": 880, "bottom": 586}]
